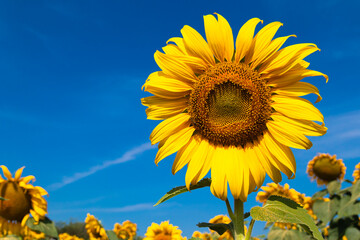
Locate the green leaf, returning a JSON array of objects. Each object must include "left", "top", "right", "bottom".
[
  {"left": 313, "top": 197, "right": 340, "bottom": 225},
  {"left": 26, "top": 216, "right": 58, "bottom": 238},
  {"left": 244, "top": 212, "right": 250, "bottom": 219},
  {"left": 188, "top": 238, "right": 203, "bottom": 240},
  {"left": 106, "top": 230, "right": 119, "bottom": 240},
  {"left": 250, "top": 195, "right": 323, "bottom": 240},
  {"left": 197, "top": 222, "right": 232, "bottom": 235},
  {"left": 345, "top": 227, "right": 360, "bottom": 240},
  {"left": 327, "top": 181, "right": 341, "bottom": 195},
  {"left": 339, "top": 180, "right": 360, "bottom": 211},
  {"left": 267, "top": 228, "right": 312, "bottom": 240},
  {"left": 338, "top": 192, "right": 360, "bottom": 218},
  {"left": 0, "top": 196, "right": 7, "bottom": 201},
  {"left": 154, "top": 178, "right": 211, "bottom": 206},
  {"left": 311, "top": 189, "right": 328, "bottom": 200}
]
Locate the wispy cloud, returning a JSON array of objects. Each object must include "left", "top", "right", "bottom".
[
  {"left": 50, "top": 203, "right": 156, "bottom": 214},
  {"left": 47, "top": 142, "right": 155, "bottom": 191}
]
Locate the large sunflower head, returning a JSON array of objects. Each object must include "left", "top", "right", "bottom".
[
  {"left": 0, "top": 165, "right": 48, "bottom": 236},
  {"left": 307, "top": 153, "right": 346, "bottom": 185},
  {"left": 143, "top": 221, "right": 183, "bottom": 240},
  {"left": 142, "top": 13, "right": 327, "bottom": 201},
  {"left": 113, "top": 220, "right": 137, "bottom": 240},
  {"left": 353, "top": 163, "right": 360, "bottom": 183},
  {"left": 209, "top": 215, "right": 233, "bottom": 240},
  {"left": 85, "top": 214, "right": 108, "bottom": 240}
]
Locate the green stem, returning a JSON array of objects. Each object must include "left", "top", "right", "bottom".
[
  {"left": 233, "top": 199, "right": 245, "bottom": 240},
  {"left": 225, "top": 198, "right": 235, "bottom": 220},
  {"left": 245, "top": 219, "right": 255, "bottom": 240}
]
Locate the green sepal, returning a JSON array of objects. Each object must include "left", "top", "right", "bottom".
[
  {"left": 250, "top": 195, "right": 323, "bottom": 240},
  {"left": 267, "top": 227, "right": 312, "bottom": 240},
  {"left": 106, "top": 230, "right": 120, "bottom": 240},
  {"left": 26, "top": 216, "right": 58, "bottom": 238},
  {"left": 0, "top": 196, "right": 7, "bottom": 201},
  {"left": 154, "top": 178, "right": 211, "bottom": 206},
  {"left": 197, "top": 222, "right": 232, "bottom": 235},
  {"left": 327, "top": 181, "right": 341, "bottom": 195}
]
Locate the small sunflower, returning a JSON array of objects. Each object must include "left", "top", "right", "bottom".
[
  {"left": 85, "top": 214, "right": 108, "bottom": 240},
  {"left": 192, "top": 231, "right": 212, "bottom": 240},
  {"left": 143, "top": 221, "right": 183, "bottom": 240},
  {"left": 22, "top": 228, "right": 46, "bottom": 240},
  {"left": 209, "top": 215, "right": 233, "bottom": 240},
  {"left": 0, "top": 166, "right": 48, "bottom": 237},
  {"left": 352, "top": 163, "right": 360, "bottom": 183},
  {"left": 307, "top": 153, "right": 346, "bottom": 185},
  {"left": 142, "top": 13, "right": 327, "bottom": 201},
  {"left": 113, "top": 220, "right": 137, "bottom": 240},
  {"left": 59, "top": 233, "right": 85, "bottom": 240}
]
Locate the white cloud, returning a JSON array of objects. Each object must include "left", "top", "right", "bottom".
[{"left": 47, "top": 142, "right": 155, "bottom": 191}]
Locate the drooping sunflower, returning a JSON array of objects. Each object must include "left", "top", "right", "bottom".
[
  {"left": 113, "top": 220, "right": 137, "bottom": 240},
  {"left": 142, "top": 13, "right": 327, "bottom": 201},
  {"left": 307, "top": 153, "right": 346, "bottom": 185},
  {"left": 192, "top": 231, "right": 212, "bottom": 240},
  {"left": 352, "top": 163, "right": 360, "bottom": 183},
  {"left": 0, "top": 166, "right": 48, "bottom": 236},
  {"left": 209, "top": 215, "right": 233, "bottom": 240},
  {"left": 143, "top": 221, "right": 183, "bottom": 240},
  {"left": 85, "top": 214, "right": 108, "bottom": 240},
  {"left": 59, "top": 233, "right": 85, "bottom": 240}
]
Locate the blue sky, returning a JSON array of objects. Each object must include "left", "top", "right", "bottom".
[{"left": 0, "top": 0, "right": 359, "bottom": 237}]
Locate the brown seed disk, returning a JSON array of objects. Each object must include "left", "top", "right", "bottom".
[{"left": 189, "top": 62, "right": 272, "bottom": 147}]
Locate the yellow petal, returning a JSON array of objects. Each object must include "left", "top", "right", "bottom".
[
  {"left": 267, "top": 120, "right": 313, "bottom": 149},
  {"left": 185, "top": 139, "right": 212, "bottom": 188},
  {"left": 0, "top": 165, "right": 13, "bottom": 180},
  {"left": 274, "top": 81, "right": 322, "bottom": 103},
  {"left": 244, "top": 145, "right": 266, "bottom": 189},
  {"left": 150, "top": 113, "right": 191, "bottom": 144},
  {"left": 272, "top": 95, "right": 324, "bottom": 123},
  {"left": 21, "top": 175, "right": 35, "bottom": 184},
  {"left": 263, "top": 132, "right": 296, "bottom": 177},
  {"left": 142, "top": 71, "right": 192, "bottom": 99},
  {"left": 155, "top": 127, "right": 195, "bottom": 165},
  {"left": 251, "top": 34, "right": 296, "bottom": 69},
  {"left": 267, "top": 68, "right": 328, "bottom": 87},
  {"left": 246, "top": 21, "right": 283, "bottom": 65},
  {"left": 210, "top": 146, "right": 228, "bottom": 200},
  {"left": 259, "top": 44, "right": 319, "bottom": 75},
  {"left": 166, "top": 37, "right": 187, "bottom": 53},
  {"left": 14, "top": 166, "right": 25, "bottom": 181},
  {"left": 253, "top": 142, "right": 282, "bottom": 183},
  {"left": 154, "top": 51, "right": 197, "bottom": 84},
  {"left": 271, "top": 113, "right": 327, "bottom": 136},
  {"left": 172, "top": 136, "right": 200, "bottom": 174},
  {"left": 226, "top": 146, "right": 244, "bottom": 199},
  {"left": 181, "top": 25, "right": 215, "bottom": 66},
  {"left": 235, "top": 18, "right": 263, "bottom": 62},
  {"left": 204, "top": 13, "right": 234, "bottom": 62},
  {"left": 34, "top": 186, "right": 48, "bottom": 196},
  {"left": 142, "top": 96, "right": 188, "bottom": 120}
]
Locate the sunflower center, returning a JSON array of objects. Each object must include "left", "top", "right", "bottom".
[
  {"left": 189, "top": 62, "right": 272, "bottom": 147},
  {"left": 154, "top": 233, "right": 172, "bottom": 240},
  {"left": 0, "top": 182, "right": 32, "bottom": 221},
  {"left": 313, "top": 157, "right": 342, "bottom": 181}
]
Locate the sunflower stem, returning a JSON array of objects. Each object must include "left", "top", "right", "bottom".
[
  {"left": 245, "top": 219, "right": 255, "bottom": 240},
  {"left": 225, "top": 198, "right": 235, "bottom": 220},
  {"left": 233, "top": 199, "right": 245, "bottom": 240}
]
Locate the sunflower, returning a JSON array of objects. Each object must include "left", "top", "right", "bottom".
[
  {"left": 209, "top": 215, "right": 233, "bottom": 240},
  {"left": 143, "top": 221, "right": 183, "bottom": 240},
  {"left": 352, "top": 163, "right": 360, "bottom": 183},
  {"left": 192, "top": 231, "right": 212, "bottom": 240},
  {"left": 307, "top": 153, "right": 346, "bottom": 185},
  {"left": 22, "top": 228, "right": 46, "bottom": 240},
  {"left": 142, "top": 13, "right": 327, "bottom": 201},
  {"left": 59, "top": 233, "right": 85, "bottom": 240},
  {"left": 113, "top": 220, "right": 137, "bottom": 240},
  {"left": 85, "top": 214, "right": 108, "bottom": 240},
  {"left": 0, "top": 165, "right": 48, "bottom": 237}
]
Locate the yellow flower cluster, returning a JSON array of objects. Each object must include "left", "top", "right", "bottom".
[
  {"left": 59, "top": 232, "right": 85, "bottom": 240},
  {"left": 144, "top": 221, "right": 184, "bottom": 240},
  {"left": 113, "top": 220, "right": 137, "bottom": 240},
  {"left": 85, "top": 214, "right": 108, "bottom": 240}
]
